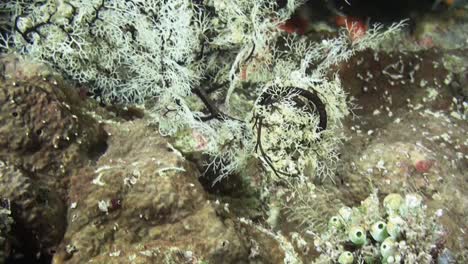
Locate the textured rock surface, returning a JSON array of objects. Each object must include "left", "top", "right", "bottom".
[
  {"left": 0, "top": 57, "right": 108, "bottom": 261},
  {"left": 0, "top": 162, "right": 66, "bottom": 257},
  {"left": 54, "top": 120, "right": 249, "bottom": 263},
  {"left": 0, "top": 60, "right": 108, "bottom": 178}
]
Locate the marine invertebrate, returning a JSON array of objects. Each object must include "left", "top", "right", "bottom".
[
  {"left": 312, "top": 192, "right": 446, "bottom": 263},
  {"left": 338, "top": 251, "right": 354, "bottom": 264}
]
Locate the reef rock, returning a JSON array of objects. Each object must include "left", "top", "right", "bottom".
[
  {"left": 0, "top": 56, "right": 108, "bottom": 262},
  {"left": 55, "top": 120, "right": 249, "bottom": 263}
]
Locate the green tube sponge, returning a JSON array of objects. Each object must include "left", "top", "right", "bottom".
[
  {"left": 348, "top": 226, "right": 367, "bottom": 246},
  {"left": 383, "top": 193, "right": 403, "bottom": 214},
  {"left": 370, "top": 221, "right": 388, "bottom": 242},
  {"left": 328, "top": 215, "right": 343, "bottom": 229},
  {"left": 338, "top": 251, "right": 354, "bottom": 264},
  {"left": 380, "top": 237, "right": 396, "bottom": 259}
]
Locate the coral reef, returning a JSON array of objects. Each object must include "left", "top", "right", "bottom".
[{"left": 0, "top": 1, "right": 466, "bottom": 264}]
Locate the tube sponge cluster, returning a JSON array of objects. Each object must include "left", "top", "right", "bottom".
[{"left": 312, "top": 192, "right": 446, "bottom": 264}]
